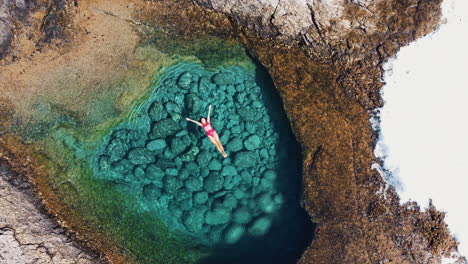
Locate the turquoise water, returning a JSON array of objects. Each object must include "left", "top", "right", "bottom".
[{"left": 92, "top": 62, "right": 313, "bottom": 262}]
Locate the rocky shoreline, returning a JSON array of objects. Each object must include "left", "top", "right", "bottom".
[
  {"left": 0, "top": 0, "right": 465, "bottom": 263},
  {"left": 0, "top": 157, "right": 105, "bottom": 263}
]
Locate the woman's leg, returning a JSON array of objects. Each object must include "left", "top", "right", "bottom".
[
  {"left": 208, "top": 136, "right": 227, "bottom": 157},
  {"left": 213, "top": 133, "right": 226, "bottom": 154}
]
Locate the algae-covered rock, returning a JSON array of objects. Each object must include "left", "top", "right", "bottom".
[
  {"left": 180, "top": 146, "right": 199, "bottom": 162},
  {"left": 180, "top": 198, "right": 193, "bottom": 211},
  {"left": 226, "top": 138, "right": 243, "bottom": 152},
  {"left": 145, "top": 164, "right": 164, "bottom": 184},
  {"left": 196, "top": 151, "right": 211, "bottom": 167},
  {"left": 234, "top": 151, "right": 258, "bottom": 168},
  {"left": 171, "top": 136, "right": 190, "bottom": 156},
  {"left": 224, "top": 174, "right": 241, "bottom": 190},
  {"left": 183, "top": 207, "right": 207, "bottom": 233},
  {"left": 233, "top": 207, "right": 251, "bottom": 224},
  {"left": 223, "top": 194, "right": 238, "bottom": 209},
  {"left": 203, "top": 174, "right": 224, "bottom": 193},
  {"left": 224, "top": 225, "right": 245, "bottom": 244},
  {"left": 146, "top": 139, "right": 166, "bottom": 152},
  {"left": 185, "top": 161, "right": 200, "bottom": 175},
  {"left": 193, "top": 191, "right": 209, "bottom": 204},
  {"left": 98, "top": 156, "right": 111, "bottom": 171},
  {"left": 169, "top": 202, "right": 183, "bottom": 219},
  {"left": 212, "top": 71, "right": 236, "bottom": 85},
  {"left": 198, "top": 77, "right": 213, "bottom": 94},
  {"left": 257, "top": 193, "right": 276, "bottom": 213},
  {"left": 148, "top": 103, "right": 167, "bottom": 121},
  {"left": 133, "top": 166, "right": 146, "bottom": 181},
  {"left": 143, "top": 183, "right": 162, "bottom": 200},
  {"left": 185, "top": 94, "right": 203, "bottom": 114},
  {"left": 238, "top": 107, "right": 258, "bottom": 121},
  {"left": 248, "top": 217, "right": 271, "bottom": 236},
  {"left": 175, "top": 188, "right": 192, "bottom": 202},
  {"left": 151, "top": 119, "right": 180, "bottom": 138},
  {"left": 163, "top": 175, "right": 182, "bottom": 194},
  {"left": 208, "top": 159, "right": 222, "bottom": 171},
  {"left": 221, "top": 166, "right": 237, "bottom": 176},
  {"left": 205, "top": 208, "right": 231, "bottom": 225},
  {"left": 263, "top": 170, "right": 277, "bottom": 180},
  {"left": 177, "top": 71, "right": 192, "bottom": 89},
  {"left": 185, "top": 176, "right": 203, "bottom": 191},
  {"left": 106, "top": 138, "right": 128, "bottom": 162},
  {"left": 112, "top": 159, "right": 134, "bottom": 176},
  {"left": 240, "top": 170, "right": 252, "bottom": 184},
  {"left": 244, "top": 135, "right": 261, "bottom": 150}
]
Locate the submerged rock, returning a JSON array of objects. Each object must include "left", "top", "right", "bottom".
[{"left": 234, "top": 151, "right": 258, "bottom": 168}]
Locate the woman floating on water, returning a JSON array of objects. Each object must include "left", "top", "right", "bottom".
[{"left": 186, "top": 105, "right": 228, "bottom": 158}]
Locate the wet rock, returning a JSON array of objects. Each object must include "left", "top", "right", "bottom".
[
  {"left": 226, "top": 138, "right": 243, "bottom": 152},
  {"left": 244, "top": 135, "right": 261, "bottom": 150},
  {"left": 171, "top": 136, "right": 190, "bottom": 155},
  {"left": 237, "top": 107, "right": 258, "bottom": 121},
  {"left": 224, "top": 225, "right": 245, "bottom": 244},
  {"left": 180, "top": 146, "right": 200, "bottom": 162},
  {"left": 205, "top": 208, "right": 231, "bottom": 225},
  {"left": 175, "top": 188, "right": 192, "bottom": 202},
  {"left": 222, "top": 194, "right": 238, "bottom": 209},
  {"left": 208, "top": 159, "right": 222, "bottom": 170},
  {"left": 185, "top": 176, "right": 203, "bottom": 191},
  {"left": 233, "top": 207, "right": 251, "bottom": 224},
  {"left": 163, "top": 175, "right": 182, "bottom": 194},
  {"left": 183, "top": 207, "right": 207, "bottom": 233},
  {"left": 133, "top": 166, "right": 146, "bottom": 181},
  {"left": 196, "top": 151, "right": 211, "bottom": 167},
  {"left": 185, "top": 94, "right": 203, "bottom": 114},
  {"left": 128, "top": 148, "right": 155, "bottom": 165},
  {"left": 112, "top": 160, "right": 134, "bottom": 176},
  {"left": 203, "top": 174, "right": 224, "bottom": 193},
  {"left": 169, "top": 201, "right": 183, "bottom": 218},
  {"left": 148, "top": 103, "right": 167, "bottom": 121},
  {"left": 98, "top": 156, "right": 111, "bottom": 171},
  {"left": 248, "top": 217, "right": 271, "bottom": 236},
  {"left": 177, "top": 71, "right": 193, "bottom": 89},
  {"left": 146, "top": 139, "right": 167, "bottom": 152},
  {"left": 221, "top": 165, "right": 237, "bottom": 176},
  {"left": 143, "top": 183, "right": 162, "bottom": 200},
  {"left": 151, "top": 119, "right": 180, "bottom": 138},
  {"left": 106, "top": 138, "right": 128, "bottom": 162},
  {"left": 212, "top": 71, "right": 236, "bottom": 85},
  {"left": 185, "top": 161, "right": 200, "bottom": 175},
  {"left": 234, "top": 151, "right": 257, "bottom": 168},
  {"left": 193, "top": 191, "right": 209, "bottom": 204},
  {"left": 180, "top": 198, "right": 193, "bottom": 211}
]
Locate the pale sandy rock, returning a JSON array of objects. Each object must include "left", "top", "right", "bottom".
[{"left": 0, "top": 163, "right": 101, "bottom": 264}]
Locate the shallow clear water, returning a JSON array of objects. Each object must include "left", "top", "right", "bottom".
[{"left": 91, "top": 62, "right": 313, "bottom": 262}]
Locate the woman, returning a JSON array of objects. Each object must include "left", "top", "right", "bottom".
[{"left": 186, "top": 105, "right": 228, "bottom": 158}]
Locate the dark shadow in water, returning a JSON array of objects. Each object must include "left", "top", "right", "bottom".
[{"left": 197, "top": 63, "right": 315, "bottom": 264}]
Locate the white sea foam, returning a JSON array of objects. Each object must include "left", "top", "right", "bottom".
[{"left": 375, "top": 0, "right": 468, "bottom": 258}]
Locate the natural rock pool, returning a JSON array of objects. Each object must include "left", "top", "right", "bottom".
[{"left": 92, "top": 62, "right": 313, "bottom": 262}]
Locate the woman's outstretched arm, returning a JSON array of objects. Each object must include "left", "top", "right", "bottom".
[
  {"left": 207, "top": 105, "right": 212, "bottom": 123},
  {"left": 185, "top": 118, "right": 203, "bottom": 127}
]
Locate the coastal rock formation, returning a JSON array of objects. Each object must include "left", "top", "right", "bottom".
[
  {"left": 0, "top": 0, "right": 465, "bottom": 263},
  {"left": 0, "top": 160, "right": 103, "bottom": 264}
]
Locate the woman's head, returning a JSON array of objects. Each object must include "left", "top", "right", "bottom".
[{"left": 200, "top": 117, "right": 207, "bottom": 124}]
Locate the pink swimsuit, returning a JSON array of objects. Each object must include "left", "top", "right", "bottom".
[{"left": 202, "top": 122, "right": 216, "bottom": 137}]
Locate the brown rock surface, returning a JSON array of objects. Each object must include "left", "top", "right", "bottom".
[{"left": 0, "top": 0, "right": 466, "bottom": 263}]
